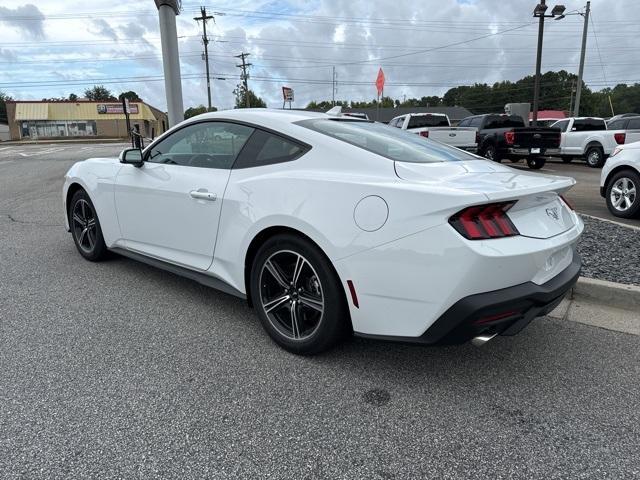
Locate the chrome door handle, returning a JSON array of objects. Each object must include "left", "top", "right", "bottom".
[{"left": 190, "top": 190, "right": 217, "bottom": 201}]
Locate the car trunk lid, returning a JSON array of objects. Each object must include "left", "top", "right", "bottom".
[{"left": 394, "top": 160, "right": 576, "bottom": 239}]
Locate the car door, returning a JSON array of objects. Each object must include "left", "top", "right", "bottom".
[{"left": 114, "top": 121, "right": 254, "bottom": 270}]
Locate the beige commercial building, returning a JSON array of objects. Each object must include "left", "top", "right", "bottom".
[{"left": 6, "top": 100, "right": 168, "bottom": 141}]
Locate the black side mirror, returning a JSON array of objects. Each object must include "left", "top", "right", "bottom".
[{"left": 119, "top": 148, "right": 143, "bottom": 167}]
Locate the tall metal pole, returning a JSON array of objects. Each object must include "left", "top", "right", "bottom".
[
  {"left": 155, "top": 0, "right": 184, "bottom": 127},
  {"left": 235, "top": 53, "right": 251, "bottom": 108},
  {"left": 532, "top": 0, "right": 546, "bottom": 127},
  {"left": 332, "top": 66, "right": 336, "bottom": 106},
  {"left": 573, "top": 1, "right": 590, "bottom": 117},
  {"left": 194, "top": 6, "right": 214, "bottom": 111}
]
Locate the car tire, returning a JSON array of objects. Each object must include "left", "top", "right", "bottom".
[
  {"left": 562, "top": 157, "right": 573, "bottom": 163},
  {"left": 250, "top": 234, "right": 350, "bottom": 355},
  {"left": 606, "top": 170, "right": 640, "bottom": 218},
  {"left": 585, "top": 146, "right": 605, "bottom": 168},
  {"left": 69, "top": 189, "right": 108, "bottom": 261},
  {"left": 526, "top": 157, "right": 546, "bottom": 170},
  {"left": 482, "top": 144, "right": 500, "bottom": 162}
]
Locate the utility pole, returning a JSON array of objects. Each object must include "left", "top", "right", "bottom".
[
  {"left": 235, "top": 53, "right": 252, "bottom": 108},
  {"left": 155, "top": 0, "right": 184, "bottom": 127},
  {"left": 194, "top": 6, "right": 214, "bottom": 111},
  {"left": 573, "top": 1, "right": 590, "bottom": 117},
  {"left": 332, "top": 66, "right": 338, "bottom": 106}
]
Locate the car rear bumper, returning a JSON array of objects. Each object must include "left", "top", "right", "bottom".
[
  {"left": 505, "top": 147, "right": 560, "bottom": 157},
  {"left": 356, "top": 253, "right": 581, "bottom": 346}
]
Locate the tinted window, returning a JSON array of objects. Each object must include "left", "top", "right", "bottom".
[
  {"left": 234, "top": 130, "right": 307, "bottom": 168},
  {"left": 607, "top": 119, "right": 627, "bottom": 130},
  {"left": 147, "top": 122, "right": 254, "bottom": 169},
  {"left": 297, "top": 119, "right": 479, "bottom": 163},
  {"left": 483, "top": 115, "right": 525, "bottom": 129},
  {"left": 572, "top": 118, "right": 606, "bottom": 131},
  {"left": 469, "top": 117, "right": 483, "bottom": 127},
  {"left": 458, "top": 119, "right": 470, "bottom": 127},
  {"left": 407, "top": 115, "right": 449, "bottom": 128},
  {"left": 551, "top": 119, "right": 570, "bottom": 132},
  {"left": 627, "top": 118, "right": 640, "bottom": 129}
]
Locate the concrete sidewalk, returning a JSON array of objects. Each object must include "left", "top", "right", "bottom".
[{"left": 1, "top": 138, "right": 137, "bottom": 145}]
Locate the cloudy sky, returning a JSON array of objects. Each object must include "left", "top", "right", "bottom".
[{"left": 1, "top": 0, "right": 638, "bottom": 111}]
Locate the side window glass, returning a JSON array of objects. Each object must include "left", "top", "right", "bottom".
[
  {"left": 458, "top": 119, "right": 469, "bottom": 127},
  {"left": 627, "top": 118, "right": 640, "bottom": 129},
  {"left": 234, "top": 130, "right": 307, "bottom": 169},
  {"left": 146, "top": 122, "right": 254, "bottom": 169},
  {"left": 470, "top": 117, "right": 483, "bottom": 128}
]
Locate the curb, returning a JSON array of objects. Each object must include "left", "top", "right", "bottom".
[
  {"left": 0, "top": 138, "right": 131, "bottom": 145},
  {"left": 573, "top": 276, "right": 640, "bottom": 311}
]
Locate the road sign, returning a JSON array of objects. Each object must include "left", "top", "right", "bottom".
[
  {"left": 375, "top": 68, "right": 385, "bottom": 96},
  {"left": 282, "top": 86, "right": 294, "bottom": 102}
]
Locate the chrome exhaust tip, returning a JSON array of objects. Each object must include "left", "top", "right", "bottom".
[{"left": 471, "top": 333, "right": 498, "bottom": 347}]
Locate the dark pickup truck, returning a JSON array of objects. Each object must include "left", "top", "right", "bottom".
[{"left": 457, "top": 114, "right": 561, "bottom": 169}]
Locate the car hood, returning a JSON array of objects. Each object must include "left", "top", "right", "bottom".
[{"left": 394, "top": 159, "right": 576, "bottom": 201}]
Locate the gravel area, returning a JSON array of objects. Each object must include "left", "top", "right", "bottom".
[{"left": 577, "top": 215, "right": 640, "bottom": 286}]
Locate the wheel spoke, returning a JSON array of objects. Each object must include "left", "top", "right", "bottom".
[
  {"left": 81, "top": 201, "right": 86, "bottom": 219},
  {"left": 613, "top": 195, "right": 623, "bottom": 207},
  {"left": 78, "top": 227, "right": 88, "bottom": 246},
  {"left": 265, "top": 259, "right": 289, "bottom": 288},
  {"left": 87, "top": 228, "right": 95, "bottom": 248},
  {"left": 87, "top": 218, "right": 96, "bottom": 228},
  {"left": 290, "top": 301, "right": 301, "bottom": 338},
  {"left": 298, "top": 294, "right": 323, "bottom": 313},
  {"left": 612, "top": 187, "right": 623, "bottom": 195},
  {"left": 264, "top": 294, "right": 290, "bottom": 313},
  {"left": 292, "top": 255, "right": 305, "bottom": 287},
  {"left": 72, "top": 213, "right": 84, "bottom": 225}
]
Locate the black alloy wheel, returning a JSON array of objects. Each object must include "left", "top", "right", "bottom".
[
  {"left": 250, "top": 234, "right": 349, "bottom": 354},
  {"left": 70, "top": 190, "right": 107, "bottom": 261}
]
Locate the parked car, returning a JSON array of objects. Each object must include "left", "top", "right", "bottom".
[
  {"left": 549, "top": 117, "right": 622, "bottom": 168},
  {"left": 63, "top": 109, "right": 583, "bottom": 354},
  {"left": 389, "top": 113, "right": 477, "bottom": 152},
  {"left": 603, "top": 115, "right": 640, "bottom": 146},
  {"left": 600, "top": 141, "right": 640, "bottom": 218},
  {"left": 458, "top": 114, "right": 561, "bottom": 169},
  {"left": 607, "top": 113, "right": 640, "bottom": 124}
]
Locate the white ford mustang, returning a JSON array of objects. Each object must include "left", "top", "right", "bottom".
[{"left": 63, "top": 109, "right": 583, "bottom": 354}]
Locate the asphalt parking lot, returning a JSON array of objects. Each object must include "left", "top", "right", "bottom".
[{"left": 1, "top": 143, "right": 639, "bottom": 479}]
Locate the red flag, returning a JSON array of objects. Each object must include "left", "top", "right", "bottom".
[{"left": 375, "top": 68, "right": 385, "bottom": 96}]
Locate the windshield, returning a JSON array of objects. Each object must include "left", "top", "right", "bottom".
[{"left": 296, "top": 119, "right": 478, "bottom": 164}]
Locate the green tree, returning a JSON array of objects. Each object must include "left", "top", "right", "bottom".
[
  {"left": 235, "top": 88, "right": 267, "bottom": 108},
  {"left": 184, "top": 104, "right": 217, "bottom": 119},
  {"left": 68, "top": 93, "right": 78, "bottom": 101},
  {"left": 0, "top": 91, "right": 12, "bottom": 122},
  {"left": 118, "top": 91, "right": 141, "bottom": 102},
  {"left": 84, "top": 85, "right": 116, "bottom": 101}
]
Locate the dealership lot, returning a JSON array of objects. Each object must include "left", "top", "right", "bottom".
[{"left": 1, "top": 144, "right": 639, "bottom": 478}]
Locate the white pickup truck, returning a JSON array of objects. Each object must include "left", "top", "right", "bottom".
[
  {"left": 549, "top": 117, "right": 623, "bottom": 168},
  {"left": 388, "top": 113, "right": 477, "bottom": 152}
]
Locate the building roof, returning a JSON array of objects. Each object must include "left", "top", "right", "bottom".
[
  {"left": 8, "top": 100, "right": 164, "bottom": 122},
  {"left": 305, "top": 106, "right": 474, "bottom": 123}
]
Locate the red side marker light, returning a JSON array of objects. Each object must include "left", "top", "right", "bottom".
[{"left": 347, "top": 280, "right": 359, "bottom": 308}]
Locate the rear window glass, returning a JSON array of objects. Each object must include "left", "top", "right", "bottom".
[
  {"left": 551, "top": 119, "right": 570, "bottom": 132},
  {"left": 296, "top": 119, "right": 479, "bottom": 164},
  {"left": 572, "top": 118, "right": 606, "bottom": 131},
  {"left": 607, "top": 119, "right": 627, "bottom": 130},
  {"left": 407, "top": 115, "right": 449, "bottom": 128},
  {"left": 484, "top": 115, "right": 525, "bottom": 129}
]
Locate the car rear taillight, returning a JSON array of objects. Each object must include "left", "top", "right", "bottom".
[
  {"left": 475, "top": 131, "right": 480, "bottom": 145},
  {"left": 419, "top": 131, "right": 429, "bottom": 138},
  {"left": 504, "top": 131, "right": 515, "bottom": 145},
  {"left": 614, "top": 132, "right": 626, "bottom": 144},
  {"left": 449, "top": 202, "right": 519, "bottom": 240}
]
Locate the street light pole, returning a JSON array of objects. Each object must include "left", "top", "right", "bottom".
[
  {"left": 155, "top": 0, "right": 184, "bottom": 127},
  {"left": 573, "top": 1, "right": 591, "bottom": 117},
  {"left": 532, "top": 2, "right": 566, "bottom": 126}
]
